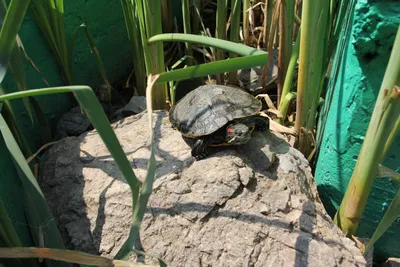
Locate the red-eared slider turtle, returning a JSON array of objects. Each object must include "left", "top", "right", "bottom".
[{"left": 169, "top": 84, "right": 269, "bottom": 160}]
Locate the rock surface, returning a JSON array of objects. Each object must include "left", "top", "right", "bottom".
[
  {"left": 382, "top": 258, "right": 400, "bottom": 267},
  {"left": 39, "top": 111, "right": 367, "bottom": 267}
]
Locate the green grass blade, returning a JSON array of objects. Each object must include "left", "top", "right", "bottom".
[
  {"left": 29, "top": 96, "right": 52, "bottom": 143},
  {"left": 132, "top": 249, "right": 167, "bottom": 267},
  {"left": 383, "top": 116, "right": 400, "bottom": 159},
  {"left": 192, "top": 0, "right": 201, "bottom": 34},
  {"left": 55, "top": 0, "right": 68, "bottom": 74},
  {"left": 136, "top": 0, "right": 167, "bottom": 109},
  {"left": 243, "top": 0, "right": 250, "bottom": 44},
  {"left": 295, "top": 0, "right": 330, "bottom": 155},
  {"left": 364, "top": 189, "right": 400, "bottom": 255},
  {"left": 278, "top": 0, "right": 294, "bottom": 103},
  {"left": 8, "top": 38, "right": 33, "bottom": 124},
  {"left": 181, "top": 0, "right": 193, "bottom": 64},
  {"left": 29, "top": 0, "right": 72, "bottom": 84},
  {"left": 215, "top": 0, "right": 227, "bottom": 71},
  {"left": 69, "top": 24, "right": 113, "bottom": 102},
  {"left": 278, "top": 92, "right": 297, "bottom": 124},
  {"left": 29, "top": 1, "right": 59, "bottom": 55},
  {"left": 0, "top": 86, "right": 141, "bottom": 189},
  {"left": 0, "top": 200, "right": 23, "bottom": 247},
  {"left": 0, "top": 0, "right": 30, "bottom": 83},
  {"left": 120, "top": 0, "right": 146, "bottom": 95},
  {"left": 136, "top": 0, "right": 151, "bottom": 74},
  {"left": 0, "top": 247, "right": 159, "bottom": 267},
  {"left": 149, "top": 33, "right": 266, "bottom": 56},
  {"left": 1, "top": 85, "right": 145, "bottom": 261},
  {"left": 228, "top": 0, "right": 241, "bottom": 84},
  {"left": 45, "top": 0, "right": 61, "bottom": 51},
  {"left": 0, "top": 200, "right": 40, "bottom": 267},
  {"left": 376, "top": 164, "right": 400, "bottom": 182},
  {"left": 334, "top": 27, "right": 400, "bottom": 235},
  {"left": 0, "top": 96, "right": 34, "bottom": 158},
  {"left": 156, "top": 53, "right": 268, "bottom": 84},
  {"left": 0, "top": 113, "right": 71, "bottom": 267},
  {"left": 115, "top": 75, "right": 159, "bottom": 260},
  {"left": 279, "top": 27, "right": 301, "bottom": 120}
]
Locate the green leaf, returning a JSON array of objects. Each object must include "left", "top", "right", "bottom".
[
  {"left": 120, "top": 0, "right": 146, "bottom": 95},
  {"left": 364, "top": 188, "right": 400, "bottom": 255},
  {"left": 29, "top": 0, "right": 72, "bottom": 84},
  {"left": 149, "top": 33, "right": 267, "bottom": 56},
  {"left": 0, "top": 0, "right": 30, "bottom": 83},
  {"left": 156, "top": 53, "right": 268, "bottom": 84},
  {"left": 29, "top": 96, "right": 52, "bottom": 143},
  {"left": 0, "top": 86, "right": 141, "bottom": 191},
  {"left": 0, "top": 199, "right": 22, "bottom": 247},
  {"left": 0, "top": 247, "right": 159, "bottom": 267},
  {"left": 334, "top": 27, "right": 400, "bottom": 236},
  {"left": 376, "top": 164, "right": 400, "bottom": 182},
  {"left": 1, "top": 86, "right": 146, "bottom": 260},
  {"left": 114, "top": 75, "right": 159, "bottom": 260},
  {"left": 0, "top": 113, "right": 71, "bottom": 267},
  {"left": 69, "top": 24, "right": 113, "bottom": 101},
  {"left": 0, "top": 94, "right": 33, "bottom": 158},
  {"left": 0, "top": 200, "right": 40, "bottom": 267}
]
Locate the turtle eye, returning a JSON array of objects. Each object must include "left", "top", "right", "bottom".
[{"left": 235, "top": 129, "right": 242, "bottom": 136}]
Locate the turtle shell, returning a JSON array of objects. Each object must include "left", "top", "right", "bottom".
[{"left": 169, "top": 85, "right": 262, "bottom": 137}]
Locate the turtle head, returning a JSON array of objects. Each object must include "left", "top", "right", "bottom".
[{"left": 225, "top": 123, "right": 254, "bottom": 145}]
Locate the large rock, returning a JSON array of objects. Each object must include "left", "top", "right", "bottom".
[{"left": 38, "top": 111, "right": 367, "bottom": 267}]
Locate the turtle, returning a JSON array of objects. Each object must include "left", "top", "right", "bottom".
[{"left": 169, "top": 84, "right": 269, "bottom": 160}]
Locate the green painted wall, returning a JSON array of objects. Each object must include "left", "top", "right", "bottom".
[
  {"left": 2, "top": 0, "right": 132, "bottom": 147},
  {"left": 1, "top": 0, "right": 132, "bottom": 246},
  {"left": 315, "top": 0, "right": 400, "bottom": 262}
]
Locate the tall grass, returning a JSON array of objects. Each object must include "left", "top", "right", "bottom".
[
  {"left": 277, "top": 0, "right": 294, "bottom": 103},
  {"left": 334, "top": 27, "right": 400, "bottom": 239},
  {"left": 29, "top": 0, "right": 72, "bottom": 85},
  {"left": 121, "top": 0, "right": 167, "bottom": 109},
  {"left": 181, "top": 0, "right": 193, "bottom": 65},
  {"left": 242, "top": 0, "right": 250, "bottom": 45},
  {"left": 228, "top": 0, "right": 241, "bottom": 85},
  {"left": 121, "top": 0, "right": 146, "bottom": 95},
  {"left": 30, "top": 0, "right": 113, "bottom": 101},
  {"left": 294, "top": 0, "right": 329, "bottom": 157}
]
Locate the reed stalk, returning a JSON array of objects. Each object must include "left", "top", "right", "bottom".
[
  {"left": 277, "top": 0, "right": 294, "bottom": 104},
  {"left": 215, "top": 0, "right": 227, "bottom": 83},
  {"left": 228, "top": 0, "right": 241, "bottom": 85},
  {"left": 243, "top": 0, "right": 250, "bottom": 44},
  {"left": 120, "top": 0, "right": 146, "bottom": 95},
  {"left": 192, "top": 0, "right": 201, "bottom": 34},
  {"left": 294, "top": 0, "right": 329, "bottom": 156},
  {"left": 182, "top": 0, "right": 193, "bottom": 65},
  {"left": 334, "top": 27, "right": 400, "bottom": 236},
  {"left": 278, "top": 27, "right": 300, "bottom": 123},
  {"left": 136, "top": 0, "right": 167, "bottom": 109}
]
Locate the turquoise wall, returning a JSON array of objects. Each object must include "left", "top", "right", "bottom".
[{"left": 315, "top": 0, "right": 400, "bottom": 261}]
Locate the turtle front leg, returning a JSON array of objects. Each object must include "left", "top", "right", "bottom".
[{"left": 191, "top": 137, "right": 210, "bottom": 160}]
